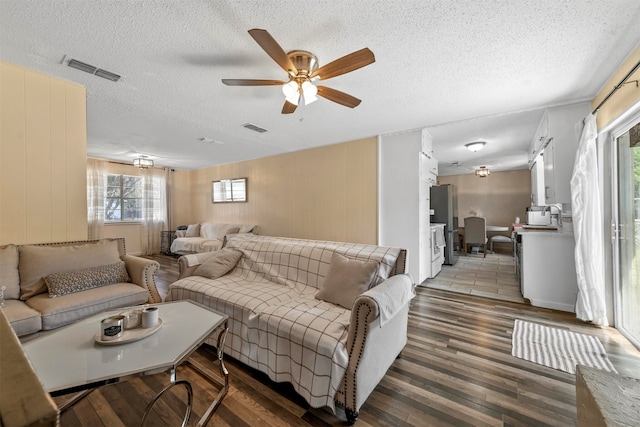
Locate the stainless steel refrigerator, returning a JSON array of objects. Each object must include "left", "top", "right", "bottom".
[{"left": 430, "top": 184, "right": 459, "bottom": 265}]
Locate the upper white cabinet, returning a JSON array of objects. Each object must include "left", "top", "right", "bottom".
[{"left": 529, "top": 102, "right": 590, "bottom": 206}]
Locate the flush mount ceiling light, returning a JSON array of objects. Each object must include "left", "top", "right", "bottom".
[
  {"left": 465, "top": 141, "right": 486, "bottom": 152},
  {"left": 475, "top": 166, "right": 490, "bottom": 178},
  {"left": 133, "top": 155, "right": 153, "bottom": 169}
]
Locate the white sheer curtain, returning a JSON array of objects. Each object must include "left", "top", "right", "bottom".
[
  {"left": 140, "top": 167, "right": 168, "bottom": 255},
  {"left": 87, "top": 158, "right": 107, "bottom": 239},
  {"left": 570, "top": 113, "right": 608, "bottom": 325}
]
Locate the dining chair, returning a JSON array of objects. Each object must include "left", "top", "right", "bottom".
[
  {"left": 464, "top": 216, "right": 487, "bottom": 257},
  {"left": 489, "top": 233, "right": 514, "bottom": 254}
]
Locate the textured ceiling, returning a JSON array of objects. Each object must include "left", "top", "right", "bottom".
[{"left": 1, "top": 1, "right": 639, "bottom": 174}]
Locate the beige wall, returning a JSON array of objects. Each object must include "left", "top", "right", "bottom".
[
  {"left": 593, "top": 44, "right": 640, "bottom": 129},
  {"left": 438, "top": 170, "right": 531, "bottom": 227},
  {"left": 187, "top": 137, "right": 378, "bottom": 244},
  {"left": 0, "top": 61, "right": 87, "bottom": 245}
]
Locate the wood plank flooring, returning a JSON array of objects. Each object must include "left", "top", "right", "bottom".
[{"left": 55, "top": 254, "right": 640, "bottom": 426}]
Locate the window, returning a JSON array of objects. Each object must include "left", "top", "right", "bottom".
[{"left": 106, "top": 175, "right": 142, "bottom": 221}]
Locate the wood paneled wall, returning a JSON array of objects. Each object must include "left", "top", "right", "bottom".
[
  {"left": 0, "top": 61, "right": 87, "bottom": 245},
  {"left": 188, "top": 137, "right": 378, "bottom": 244}
]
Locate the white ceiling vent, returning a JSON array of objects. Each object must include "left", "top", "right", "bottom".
[
  {"left": 242, "top": 123, "right": 268, "bottom": 133},
  {"left": 64, "top": 56, "right": 121, "bottom": 82}
]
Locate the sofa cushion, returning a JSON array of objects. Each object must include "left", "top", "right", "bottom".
[
  {"left": 254, "top": 295, "right": 351, "bottom": 409},
  {"left": 26, "top": 282, "right": 148, "bottom": 330},
  {"left": 1, "top": 299, "right": 42, "bottom": 337},
  {"left": 185, "top": 223, "right": 201, "bottom": 237},
  {"left": 0, "top": 244, "right": 20, "bottom": 300},
  {"left": 201, "top": 223, "right": 231, "bottom": 240},
  {"left": 315, "top": 253, "right": 379, "bottom": 309},
  {"left": 44, "top": 261, "right": 130, "bottom": 298},
  {"left": 194, "top": 249, "right": 242, "bottom": 279},
  {"left": 18, "top": 240, "right": 122, "bottom": 300}
]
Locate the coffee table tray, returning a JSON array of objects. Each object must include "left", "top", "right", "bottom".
[{"left": 94, "top": 319, "right": 163, "bottom": 346}]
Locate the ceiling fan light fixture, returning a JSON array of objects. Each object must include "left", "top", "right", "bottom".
[
  {"left": 282, "top": 81, "right": 300, "bottom": 105},
  {"left": 302, "top": 81, "right": 318, "bottom": 105},
  {"left": 475, "top": 166, "right": 490, "bottom": 178},
  {"left": 465, "top": 141, "right": 486, "bottom": 152}
]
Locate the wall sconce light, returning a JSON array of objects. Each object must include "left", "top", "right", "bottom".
[
  {"left": 133, "top": 155, "right": 153, "bottom": 169},
  {"left": 465, "top": 141, "right": 486, "bottom": 152},
  {"left": 475, "top": 166, "right": 490, "bottom": 178}
]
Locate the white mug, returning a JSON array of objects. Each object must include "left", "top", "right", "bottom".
[{"left": 141, "top": 306, "right": 159, "bottom": 328}]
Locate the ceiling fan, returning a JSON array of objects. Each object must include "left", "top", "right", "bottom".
[{"left": 222, "top": 29, "right": 375, "bottom": 114}]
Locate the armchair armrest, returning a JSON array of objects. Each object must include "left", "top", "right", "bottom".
[
  {"left": 0, "top": 310, "right": 58, "bottom": 427},
  {"left": 340, "top": 274, "right": 414, "bottom": 415},
  {"left": 122, "top": 255, "right": 161, "bottom": 303}
]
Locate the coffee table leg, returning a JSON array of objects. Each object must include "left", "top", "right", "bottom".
[
  {"left": 141, "top": 377, "right": 193, "bottom": 427},
  {"left": 188, "top": 324, "right": 229, "bottom": 427}
]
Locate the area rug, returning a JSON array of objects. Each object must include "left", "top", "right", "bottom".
[{"left": 511, "top": 319, "right": 617, "bottom": 374}]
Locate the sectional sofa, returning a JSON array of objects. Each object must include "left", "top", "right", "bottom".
[
  {"left": 167, "top": 234, "right": 414, "bottom": 424},
  {"left": 0, "top": 238, "right": 160, "bottom": 337},
  {"left": 170, "top": 222, "right": 256, "bottom": 254}
]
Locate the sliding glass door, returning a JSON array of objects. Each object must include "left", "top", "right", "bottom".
[{"left": 614, "top": 119, "right": 640, "bottom": 348}]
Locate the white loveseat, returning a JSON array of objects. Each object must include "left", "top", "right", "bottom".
[
  {"left": 0, "top": 238, "right": 160, "bottom": 338},
  {"left": 167, "top": 234, "right": 413, "bottom": 424},
  {"left": 170, "top": 222, "right": 255, "bottom": 254}
]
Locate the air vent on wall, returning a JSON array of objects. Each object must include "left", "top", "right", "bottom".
[
  {"left": 64, "top": 56, "right": 121, "bottom": 82},
  {"left": 242, "top": 123, "right": 268, "bottom": 133}
]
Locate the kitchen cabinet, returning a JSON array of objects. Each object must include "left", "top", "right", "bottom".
[
  {"left": 528, "top": 102, "right": 590, "bottom": 206},
  {"left": 530, "top": 157, "right": 545, "bottom": 206},
  {"left": 516, "top": 230, "right": 578, "bottom": 312}
]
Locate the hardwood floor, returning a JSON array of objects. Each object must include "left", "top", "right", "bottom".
[{"left": 56, "top": 254, "right": 640, "bottom": 426}]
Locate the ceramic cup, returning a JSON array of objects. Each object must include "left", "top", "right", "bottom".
[
  {"left": 120, "top": 308, "right": 142, "bottom": 329},
  {"left": 101, "top": 315, "right": 125, "bottom": 341},
  {"left": 141, "top": 306, "right": 159, "bottom": 328}
]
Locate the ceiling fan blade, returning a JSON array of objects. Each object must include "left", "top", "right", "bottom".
[
  {"left": 248, "top": 29, "right": 298, "bottom": 76},
  {"left": 282, "top": 100, "right": 297, "bottom": 114},
  {"left": 316, "top": 86, "right": 361, "bottom": 108},
  {"left": 311, "top": 48, "right": 375, "bottom": 80},
  {"left": 222, "top": 79, "right": 286, "bottom": 86}
]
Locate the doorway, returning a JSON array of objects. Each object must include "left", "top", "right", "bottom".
[{"left": 613, "top": 117, "right": 640, "bottom": 348}]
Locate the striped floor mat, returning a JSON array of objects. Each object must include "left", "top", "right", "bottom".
[{"left": 511, "top": 319, "right": 617, "bottom": 374}]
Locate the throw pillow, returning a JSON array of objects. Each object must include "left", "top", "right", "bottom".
[
  {"left": 44, "top": 261, "right": 130, "bottom": 298},
  {"left": 19, "top": 240, "right": 122, "bottom": 300},
  {"left": 0, "top": 244, "right": 20, "bottom": 300},
  {"left": 185, "top": 223, "right": 201, "bottom": 237},
  {"left": 225, "top": 226, "right": 240, "bottom": 235},
  {"left": 315, "top": 253, "right": 379, "bottom": 310},
  {"left": 194, "top": 249, "right": 243, "bottom": 279}
]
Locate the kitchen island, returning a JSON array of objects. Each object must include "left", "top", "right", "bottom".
[{"left": 516, "top": 227, "right": 578, "bottom": 312}]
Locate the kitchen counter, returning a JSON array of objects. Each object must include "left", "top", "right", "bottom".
[{"left": 516, "top": 228, "right": 578, "bottom": 312}]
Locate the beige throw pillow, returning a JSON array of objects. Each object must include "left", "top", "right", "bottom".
[
  {"left": 18, "top": 240, "right": 122, "bottom": 300},
  {"left": 45, "top": 261, "right": 130, "bottom": 298},
  {"left": 185, "top": 224, "right": 201, "bottom": 237},
  {"left": 315, "top": 253, "right": 379, "bottom": 309},
  {"left": 194, "top": 249, "right": 243, "bottom": 279},
  {"left": 0, "top": 244, "right": 20, "bottom": 300}
]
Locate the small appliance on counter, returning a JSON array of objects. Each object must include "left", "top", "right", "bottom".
[{"left": 525, "top": 205, "right": 561, "bottom": 229}]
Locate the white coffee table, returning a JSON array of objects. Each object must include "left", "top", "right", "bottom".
[{"left": 22, "top": 300, "right": 229, "bottom": 427}]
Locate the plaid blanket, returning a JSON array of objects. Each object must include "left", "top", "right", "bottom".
[{"left": 168, "top": 234, "right": 402, "bottom": 410}]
